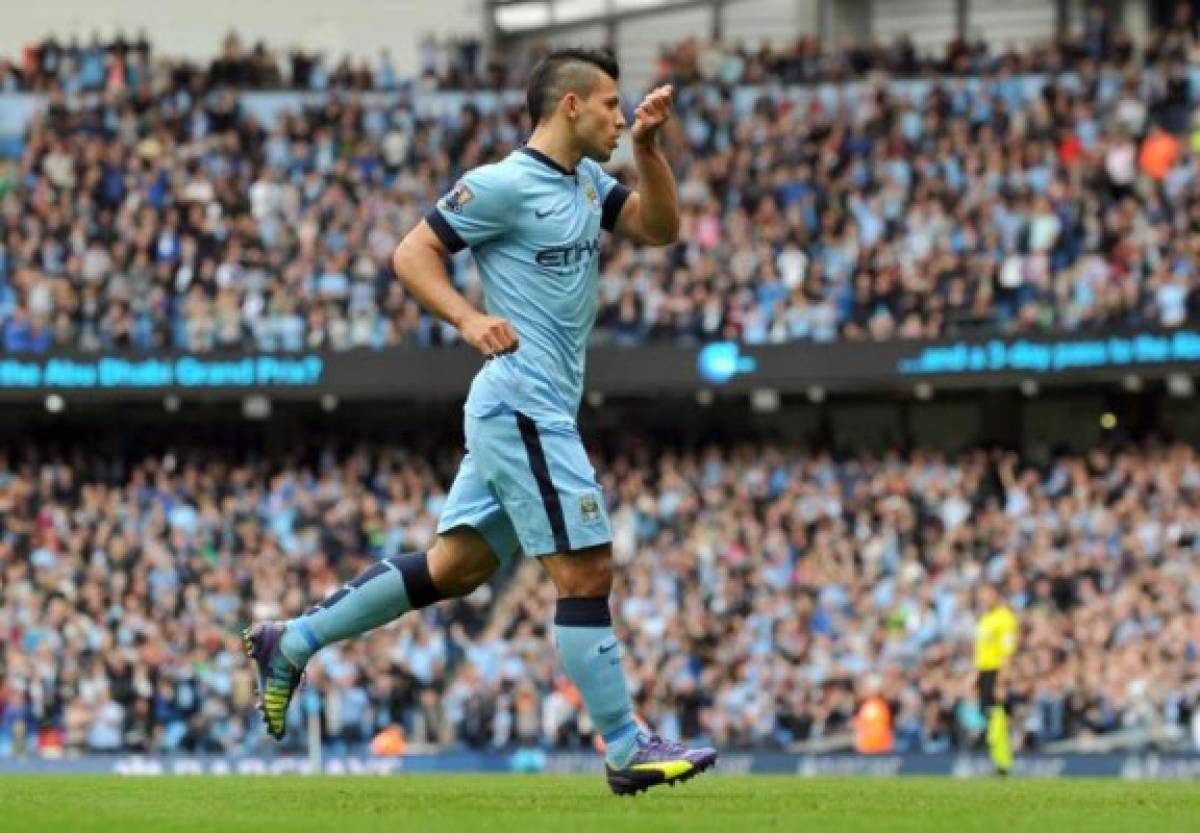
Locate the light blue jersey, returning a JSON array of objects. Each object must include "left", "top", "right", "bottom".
[
  {"left": 427, "top": 147, "right": 630, "bottom": 561},
  {"left": 427, "top": 147, "right": 630, "bottom": 425}
]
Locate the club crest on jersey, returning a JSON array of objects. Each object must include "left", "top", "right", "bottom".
[
  {"left": 579, "top": 493, "right": 601, "bottom": 523},
  {"left": 440, "top": 181, "right": 474, "bottom": 214},
  {"left": 583, "top": 180, "right": 601, "bottom": 214}
]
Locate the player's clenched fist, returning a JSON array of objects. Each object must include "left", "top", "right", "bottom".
[
  {"left": 631, "top": 84, "right": 674, "bottom": 147},
  {"left": 460, "top": 312, "right": 519, "bottom": 359}
]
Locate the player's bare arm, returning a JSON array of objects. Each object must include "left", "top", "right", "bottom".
[
  {"left": 391, "top": 221, "right": 519, "bottom": 358},
  {"left": 614, "top": 85, "right": 680, "bottom": 246}
]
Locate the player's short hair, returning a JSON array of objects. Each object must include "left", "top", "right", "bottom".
[{"left": 525, "top": 48, "right": 620, "bottom": 125}]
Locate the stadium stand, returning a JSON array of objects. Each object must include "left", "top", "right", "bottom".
[
  {"left": 3, "top": 25, "right": 1200, "bottom": 353},
  {"left": 2, "top": 432, "right": 1198, "bottom": 755},
  {"left": 1, "top": 23, "right": 1200, "bottom": 761}
]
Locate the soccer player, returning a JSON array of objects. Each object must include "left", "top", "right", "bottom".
[
  {"left": 974, "top": 582, "right": 1018, "bottom": 775},
  {"left": 243, "top": 48, "right": 716, "bottom": 795}
]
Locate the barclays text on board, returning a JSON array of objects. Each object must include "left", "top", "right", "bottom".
[
  {"left": 899, "top": 331, "right": 1200, "bottom": 376},
  {"left": 0, "top": 355, "right": 325, "bottom": 389},
  {"left": 5, "top": 752, "right": 1200, "bottom": 779}
]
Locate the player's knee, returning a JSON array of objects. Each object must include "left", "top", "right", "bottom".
[
  {"left": 567, "top": 566, "right": 612, "bottom": 597},
  {"left": 439, "top": 563, "right": 492, "bottom": 598},
  {"left": 427, "top": 534, "right": 499, "bottom": 598},
  {"left": 546, "top": 545, "right": 613, "bottom": 597}
]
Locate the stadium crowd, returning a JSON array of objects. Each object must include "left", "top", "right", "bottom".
[
  {"left": 4, "top": 23, "right": 1200, "bottom": 352},
  {"left": 2, "top": 18, "right": 1200, "bottom": 761},
  {"left": 1, "top": 435, "right": 1198, "bottom": 756},
  {"left": 0, "top": 5, "right": 1167, "bottom": 94},
  {"left": 0, "top": 31, "right": 505, "bottom": 94}
]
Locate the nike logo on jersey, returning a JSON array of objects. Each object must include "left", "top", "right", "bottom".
[
  {"left": 598, "top": 640, "right": 618, "bottom": 654},
  {"left": 534, "top": 207, "right": 556, "bottom": 219}
]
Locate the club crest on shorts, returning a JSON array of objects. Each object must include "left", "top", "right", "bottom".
[
  {"left": 579, "top": 493, "right": 601, "bottom": 523},
  {"left": 440, "top": 181, "right": 474, "bottom": 214}
]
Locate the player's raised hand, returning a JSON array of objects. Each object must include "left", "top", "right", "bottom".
[
  {"left": 460, "top": 311, "right": 519, "bottom": 359},
  {"left": 631, "top": 85, "right": 674, "bottom": 147}
]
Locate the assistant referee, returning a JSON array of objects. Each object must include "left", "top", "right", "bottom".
[{"left": 975, "top": 582, "right": 1018, "bottom": 775}]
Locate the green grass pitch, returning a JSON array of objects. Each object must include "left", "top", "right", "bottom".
[{"left": 3, "top": 774, "right": 1198, "bottom": 833}]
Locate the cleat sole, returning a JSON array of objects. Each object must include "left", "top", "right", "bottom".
[
  {"left": 242, "top": 623, "right": 294, "bottom": 742},
  {"left": 607, "top": 754, "right": 717, "bottom": 796}
]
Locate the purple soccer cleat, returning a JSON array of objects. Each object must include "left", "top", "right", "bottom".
[
  {"left": 241, "top": 621, "right": 304, "bottom": 741},
  {"left": 605, "top": 735, "right": 718, "bottom": 796}
]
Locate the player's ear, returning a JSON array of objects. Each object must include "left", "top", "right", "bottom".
[{"left": 562, "top": 92, "right": 580, "bottom": 120}]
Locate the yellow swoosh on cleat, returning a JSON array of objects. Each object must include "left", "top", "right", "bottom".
[{"left": 630, "top": 761, "right": 693, "bottom": 779}]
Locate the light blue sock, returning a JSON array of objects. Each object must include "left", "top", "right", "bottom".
[
  {"left": 553, "top": 596, "right": 644, "bottom": 768},
  {"left": 278, "top": 552, "right": 443, "bottom": 667}
]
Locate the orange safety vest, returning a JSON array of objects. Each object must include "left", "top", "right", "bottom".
[
  {"left": 1140, "top": 130, "right": 1179, "bottom": 181},
  {"left": 854, "top": 695, "right": 894, "bottom": 754},
  {"left": 370, "top": 725, "right": 407, "bottom": 756}
]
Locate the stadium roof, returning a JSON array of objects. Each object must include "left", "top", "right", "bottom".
[{"left": 489, "top": 0, "right": 730, "bottom": 35}]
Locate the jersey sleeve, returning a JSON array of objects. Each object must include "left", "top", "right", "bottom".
[
  {"left": 581, "top": 158, "right": 631, "bottom": 233},
  {"left": 425, "top": 164, "right": 513, "bottom": 253}
]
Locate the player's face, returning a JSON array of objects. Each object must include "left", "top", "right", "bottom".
[{"left": 574, "top": 74, "right": 625, "bottom": 162}]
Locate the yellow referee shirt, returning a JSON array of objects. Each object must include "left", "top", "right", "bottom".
[{"left": 974, "top": 605, "right": 1018, "bottom": 671}]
